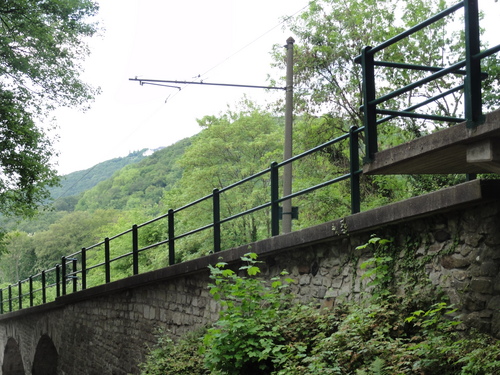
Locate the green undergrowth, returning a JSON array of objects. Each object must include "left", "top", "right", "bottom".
[{"left": 139, "top": 241, "right": 500, "bottom": 375}]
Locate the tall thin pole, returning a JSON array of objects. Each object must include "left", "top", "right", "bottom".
[{"left": 282, "top": 37, "right": 295, "bottom": 233}]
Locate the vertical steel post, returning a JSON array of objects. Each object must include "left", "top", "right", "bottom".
[
  {"left": 132, "top": 225, "right": 139, "bottom": 275},
  {"left": 0, "top": 289, "right": 3, "bottom": 314},
  {"left": 168, "top": 209, "right": 175, "bottom": 265},
  {"left": 56, "top": 264, "right": 61, "bottom": 298},
  {"left": 8, "top": 285, "right": 12, "bottom": 312},
  {"left": 18, "top": 281, "right": 22, "bottom": 310},
  {"left": 29, "top": 276, "right": 34, "bottom": 307},
  {"left": 283, "top": 37, "right": 295, "bottom": 233},
  {"left": 361, "top": 46, "right": 377, "bottom": 162},
  {"left": 350, "top": 126, "right": 361, "bottom": 214},
  {"left": 42, "top": 270, "right": 46, "bottom": 304},
  {"left": 105, "top": 238, "right": 111, "bottom": 283},
  {"left": 61, "top": 256, "right": 66, "bottom": 296},
  {"left": 464, "top": 0, "right": 484, "bottom": 128},
  {"left": 72, "top": 258, "right": 78, "bottom": 293},
  {"left": 81, "top": 248, "right": 87, "bottom": 290},
  {"left": 270, "top": 162, "right": 280, "bottom": 237},
  {"left": 213, "top": 189, "right": 221, "bottom": 253}
]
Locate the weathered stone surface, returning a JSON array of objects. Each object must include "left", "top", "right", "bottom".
[
  {"left": 441, "top": 254, "right": 471, "bottom": 269},
  {"left": 2, "top": 186, "right": 500, "bottom": 373},
  {"left": 470, "top": 277, "right": 494, "bottom": 294},
  {"left": 434, "top": 229, "right": 451, "bottom": 242}
]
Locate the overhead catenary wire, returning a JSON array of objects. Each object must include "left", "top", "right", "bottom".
[{"left": 51, "top": 2, "right": 310, "bottom": 203}]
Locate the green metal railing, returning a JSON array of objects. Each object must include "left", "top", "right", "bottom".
[
  {"left": 355, "top": 0, "right": 500, "bottom": 161},
  {"left": 0, "top": 127, "right": 363, "bottom": 314},
  {"left": 1, "top": 0, "right": 499, "bottom": 314}
]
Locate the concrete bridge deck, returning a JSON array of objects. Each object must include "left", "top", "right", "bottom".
[{"left": 363, "top": 109, "right": 500, "bottom": 175}]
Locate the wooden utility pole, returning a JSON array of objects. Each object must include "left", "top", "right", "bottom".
[{"left": 282, "top": 37, "right": 294, "bottom": 233}]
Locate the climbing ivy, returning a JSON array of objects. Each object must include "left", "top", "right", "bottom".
[{"left": 139, "top": 248, "right": 500, "bottom": 375}]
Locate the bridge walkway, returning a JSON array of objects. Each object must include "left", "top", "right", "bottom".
[{"left": 363, "top": 109, "right": 500, "bottom": 175}]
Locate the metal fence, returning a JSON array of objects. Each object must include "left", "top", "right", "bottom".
[
  {"left": 0, "top": 127, "right": 363, "bottom": 314},
  {"left": 356, "top": 0, "right": 500, "bottom": 162},
  {"left": 1, "top": 0, "right": 499, "bottom": 314}
]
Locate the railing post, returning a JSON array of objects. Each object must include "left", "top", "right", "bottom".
[
  {"left": 0, "top": 289, "right": 3, "bottom": 314},
  {"left": 8, "top": 285, "right": 12, "bottom": 312},
  {"left": 105, "top": 238, "right": 111, "bottom": 283},
  {"left": 29, "top": 276, "right": 34, "bottom": 307},
  {"left": 270, "top": 162, "right": 280, "bottom": 236},
  {"left": 168, "top": 209, "right": 175, "bottom": 265},
  {"left": 42, "top": 270, "right": 46, "bottom": 304},
  {"left": 464, "top": 0, "right": 484, "bottom": 128},
  {"left": 18, "top": 281, "right": 22, "bottom": 311},
  {"left": 132, "top": 224, "right": 139, "bottom": 276},
  {"left": 56, "top": 264, "right": 61, "bottom": 298},
  {"left": 61, "top": 256, "right": 67, "bottom": 296},
  {"left": 350, "top": 126, "right": 361, "bottom": 214},
  {"left": 213, "top": 189, "right": 221, "bottom": 253},
  {"left": 360, "top": 46, "right": 377, "bottom": 162},
  {"left": 72, "top": 258, "right": 78, "bottom": 293},
  {"left": 81, "top": 248, "right": 87, "bottom": 290}
]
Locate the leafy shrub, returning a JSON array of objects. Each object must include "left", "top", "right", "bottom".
[
  {"left": 202, "top": 253, "right": 295, "bottom": 374},
  {"left": 139, "top": 328, "right": 208, "bottom": 375},
  {"left": 139, "top": 249, "right": 500, "bottom": 374}
]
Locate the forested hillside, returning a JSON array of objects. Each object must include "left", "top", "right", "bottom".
[
  {"left": 0, "top": 101, "right": 479, "bottom": 286},
  {"left": 1, "top": 0, "right": 499, "bottom": 289},
  {"left": 0, "top": 138, "right": 192, "bottom": 283},
  {"left": 49, "top": 149, "right": 150, "bottom": 209}
]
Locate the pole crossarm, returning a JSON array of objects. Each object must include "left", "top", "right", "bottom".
[{"left": 128, "top": 77, "right": 286, "bottom": 91}]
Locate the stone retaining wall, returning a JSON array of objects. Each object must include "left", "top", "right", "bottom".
[{"left": 0, "top": 180, "right": 499, "bottom": 374}]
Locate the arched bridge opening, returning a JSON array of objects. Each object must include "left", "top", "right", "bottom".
[
  {"left": 2, "top": 338, "right": 24, "bottom": 375},
  {"left": 32, "top": 334, "right": 58, "bottom": 375}
]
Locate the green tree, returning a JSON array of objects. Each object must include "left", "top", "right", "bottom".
[
  {"left": 0, "top": 231, "right": 36, "bottom": 283},
  {"left": 162, "top": 101, "right": 283, "bottom": 258},
  {"left": 33, "top": 210, "right": 118, "bottom": 271},
  {"left": 76, "top": 140, "right": 190, "bottom": 212},
  {"left": 272, "top": 0, "right": 500, "bottom": 134},
  {"left": 272, "top": 0, "right": 500, "bottom": 207},
  {"left": 0, "top": 0, "right": 100, "bottom": 220}
]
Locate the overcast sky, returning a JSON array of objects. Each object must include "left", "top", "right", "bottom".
[
  {"left": 51, "top": 0, "right": 498, "bottom": 175},
  {"left": 51, "top": 0, "right": 310, "bottom": 175}
]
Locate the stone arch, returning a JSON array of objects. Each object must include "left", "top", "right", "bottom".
[
  {"left": 32, "top": 334, "right": 58, "bottom": 375},
  {"left": 2, "top": 337, "right": 25, "bottom": 375}
]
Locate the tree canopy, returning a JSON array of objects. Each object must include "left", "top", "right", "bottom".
[
  {"left": 0, "top": 0, "right": 100, "bottom": 219},
  {"left": 272, "top": 0, "right": 500, "bottom": 134}
]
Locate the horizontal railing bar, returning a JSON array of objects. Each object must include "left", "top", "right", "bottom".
[
  {"left": 85, "top": 241, "right": 105, "bottom": 251},
  {"left": 220, "top": 202, "right": 272, "bottom": 225},
  {"left": 66, "top": 250, "right": 82, "bottom": 258},
  {"left": 286, "top": 172, "right": 356, "bottom": 201},
  {"left": 171, "top": 194, "right": 213, "bottom": 215},
  {"left": 219, "top": 168, "right": 271, "bottom": 194},
  {"left": 354, "top": 2, "right": 464, "bottom": 62},
  {"left": 376, "top": 109, "right": 464, "bottom": 122},
  {"left": 174, "top": 223, "right": 214, "bottom": 241},
  {"left": 375, "top": 85, "right": 464, "bottom": 125},
  {"left": 278, "top": 132, "right": 352, "bottom": 168},
  {"left": 84, "top": 262, "right": 103, "bottom": 272},
  {"left": 109, "top": 251, "right": 134, "bottom": 263},
  {"left": 370, "top": 59, "right": 466, "bottom": 106},
  {"left": 107, "top": 227, "right": 134, "bottom": 242},
  {"left": 374, "top": 60, "right": 469, "bottom": 75},
  {"left": 137, "top": 241, "right": 167, "bottom": 254},
  {"left": 137, "top": 212, "right": 170, "bottom": 228},
  {"left": 475, "top": 44, "right": 500, "bottom": 60}
]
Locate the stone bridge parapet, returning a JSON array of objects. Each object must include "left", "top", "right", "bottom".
[{"left": 1, "top": 179, "right": 499, "bottom": 374}]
